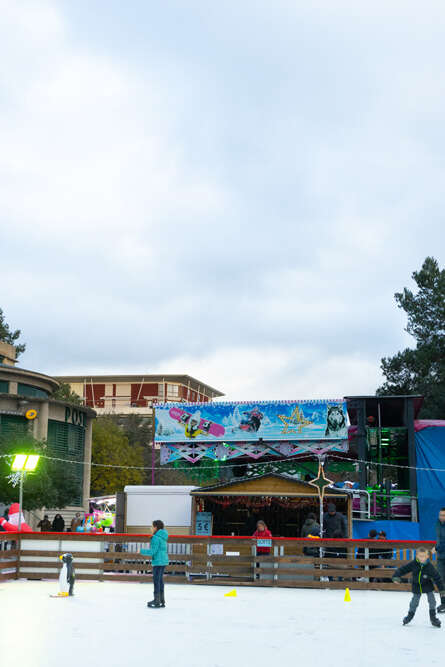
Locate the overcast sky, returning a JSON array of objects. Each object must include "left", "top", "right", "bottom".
[{"left": 1, "top": 1, "right": 444, "bottom": 400}]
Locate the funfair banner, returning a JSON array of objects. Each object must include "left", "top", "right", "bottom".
[{"left": 154, "top": 399, "right": 348, "bottom": 443}]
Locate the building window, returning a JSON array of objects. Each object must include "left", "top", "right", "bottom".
[
  {"left": 167, "top": 384, "right": 179, "bottom": 397},
  {"left": 0, "top": 414, "right": 29, "bottom": 441},
  {"left": 0, "top": 380, "right": 9, "bottom": 393},
  {"left": 17, "top": 383, "right": 49, "bottom": 399},
  {"left": 47, "top": 420, "right": 85, "bottom": 506}
]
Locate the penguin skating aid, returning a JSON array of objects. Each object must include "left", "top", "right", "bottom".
[{"left": 50, "top": 553, "right": 75, "bottom": 598}]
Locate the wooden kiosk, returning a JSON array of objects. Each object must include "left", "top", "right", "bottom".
[{"left": 191, "top": 473, "right": 352, "bottom": 538}]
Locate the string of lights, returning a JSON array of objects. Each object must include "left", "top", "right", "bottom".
[{"left": 1, "top": 450, "right": 445, "bottom": 473}]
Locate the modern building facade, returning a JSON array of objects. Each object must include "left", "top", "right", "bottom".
[
  {"left": 0, "top": 343, "right": 95, "bottom": 521},
  {"left": 55, "top": 374, "right": 224, "bottom": 416}
]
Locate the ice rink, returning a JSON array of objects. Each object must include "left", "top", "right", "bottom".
[{"left": 1, "top": 581, "right": 443, "bottom": 667}]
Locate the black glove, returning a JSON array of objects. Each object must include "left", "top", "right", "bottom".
[{"left": 392, "top": 576, "right": 401, "bottom": 584}]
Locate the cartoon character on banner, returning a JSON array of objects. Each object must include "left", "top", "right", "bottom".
[{"left": 0, "top": 502, "right": 33, "bottom": 532}]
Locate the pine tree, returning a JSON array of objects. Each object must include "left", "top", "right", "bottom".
[
  {"left": 377, "top": 257, "right": 445, "bottom": 418},
  {"left": 0, "top": 308, "right": 26, "bottom": 357}
]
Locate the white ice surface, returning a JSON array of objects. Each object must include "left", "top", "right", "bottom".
[{"left": 0, "top": 581, "right": 443, "bottom": 667}]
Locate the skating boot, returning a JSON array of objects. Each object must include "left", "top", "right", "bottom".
[
  {"left": 403, "top": 611, "right": 414, "bottom": 625},
  {"left": 160, "top": 592, "right": 166, "bottom": 608},
  {"left": 147, "top": 596, "right": 161, "bottom": 609},
  {"left": 437, "top": 596, "right": 445, "bottom": 614},
  {"left": 430, "top": 610, "right": 441, "bottom": 628}
]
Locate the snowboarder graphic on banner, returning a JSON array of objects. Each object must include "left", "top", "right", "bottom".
[
  {"left": 240, "top": 407, "right": 264, "bottom": 432},
  {"left": 185, "top": 412, "right": 202, "bottom": 439}
]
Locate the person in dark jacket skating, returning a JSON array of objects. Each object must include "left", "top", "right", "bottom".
[
  {"left": 392, "top": 547, "right": 445, "bottom": 627},
  {"left": 432, "top": 507, "right": 445, "bottom": 613},
  {"left": 323, "top": 503, "right": 348, "bottom": 538}
]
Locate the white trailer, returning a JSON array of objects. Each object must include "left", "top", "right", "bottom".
[{"left": 124, "top": 485, "right": 196, "bottom": 535}]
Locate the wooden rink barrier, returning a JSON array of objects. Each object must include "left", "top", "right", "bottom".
[{"left": 0, "top": 532, "right": 437, "bottom": 591}]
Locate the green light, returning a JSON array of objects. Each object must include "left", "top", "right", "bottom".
[
  {"left": 11, "top": 455, "right": 28, "bottom": 471},
  {"left": 24, "top": 455, "right": 40, "bottom": 471},
  {"left": 11, "top": 454, "right": 40, "bottom": 472}
]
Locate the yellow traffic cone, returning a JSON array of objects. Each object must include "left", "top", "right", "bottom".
[
  {"left": 224, "top": 589, "right": 237, "bottom": 597},
  {"left": 344, "top": 588, "right": 351, "bottom": 602}
]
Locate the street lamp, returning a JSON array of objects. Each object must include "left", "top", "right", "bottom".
[{"left": 11, "top": 454, "right": 40, "bottom": 531}]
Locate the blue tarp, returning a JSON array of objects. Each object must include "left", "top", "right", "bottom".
[
  {"left": 416, "top": 426, "right": 445, "bottom": 540},
  {"left": 353, "top": 520, "right": 420, "bottom": 540}
]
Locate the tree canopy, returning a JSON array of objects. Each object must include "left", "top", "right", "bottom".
[
  {"left": 377, "top": 257, "right": 445, "bottom": 418},
  {"left": 52, "top": 382, "right": 84, "bottom": 406},
  {"left": 90, "top": 417, "right": 145, "bottom": 495},
  {"left": 0, "top": 307, "right": 26, "bottom": 358}
]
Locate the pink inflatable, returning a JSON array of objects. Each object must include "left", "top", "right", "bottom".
[{"left": 0, "top": 503, "right": 32, "bottom": 532}]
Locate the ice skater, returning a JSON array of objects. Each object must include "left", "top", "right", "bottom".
[
  {"left": 392, "top": 547, "right": 445, "bottom": 627},
  {"left": 141, "top": 520, "right": 169, "bottom": 609}
]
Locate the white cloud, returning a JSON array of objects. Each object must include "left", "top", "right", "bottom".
[{"left": 1, "top": 0, "right": 444, "bottom": 400}]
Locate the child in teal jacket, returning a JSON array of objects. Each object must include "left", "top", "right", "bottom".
[{"left": 141, "top": 520, "right": 169, "bottom": 608}]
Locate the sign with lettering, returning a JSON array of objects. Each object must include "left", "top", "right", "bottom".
[
  {"left": 256, "top": 539, "right": 272, "bottom": 548},
  {"left": 65, "top": 407, "right": 87, "bottom": 428},
  {"left": 195, "top": 512, "right": 212, "bottom": 536}
]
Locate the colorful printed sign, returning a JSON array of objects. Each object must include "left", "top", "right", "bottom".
[{"left": 155, "top": 400, "right": 348, "bottom": 443}]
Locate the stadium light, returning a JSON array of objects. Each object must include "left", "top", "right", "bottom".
[{"left": 10, "top": 454, "right": 40, "bottom": 530}]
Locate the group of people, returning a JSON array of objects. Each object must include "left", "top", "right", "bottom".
[
  {"left": 244, "top": 503, "right": 348, "bottom": 546},
  {"left": 29, "top": 504, "right": 445, "bottom": 628},
  {"left": 300, "top": 503, "right": 348, "bottom": 539},
  {"left": 37, "top": 513, "right": 83, "bottom": 532},
  {"left": 139, "top": 507, "right": 445, "bottom": 627}
]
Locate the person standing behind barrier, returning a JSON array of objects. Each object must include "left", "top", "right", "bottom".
[
  {"left": 432, "top": 507, "right": 445, "bottom": 613},
  {"left": 52, "top": 514, "right": 65, "bottom": 532},
  {"left": 37, "top": 515, "right": 51, "bottom": 532},
  {"left": 377, "top": 531, "right": 394, "bottom": 583},
  {"left": 377, "top": 531, "right": 394, "bottom": 560},
  {"left": 141, "top": 520, "right": 169, "bottom": 609},
  {"left": 252, "top": 520, "right": 272, "bottom": 581},
  {"left": 252, "top": 520, "right": 272, "bottom": 555},
  {"left": 301, "top": 512, "right": 320, "bottom": 556},
  {"left": 324, "top": 503, "right": 348, "bottom": 538},
  {"left": 70, "top": 513, "right": 82, "bottom": 533}
]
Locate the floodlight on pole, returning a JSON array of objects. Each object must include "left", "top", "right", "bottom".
[
  {"left": 11, "top": 454, "right": 28, "bottom": 471},
  {"left": 10, "top": 454, "right": 40, "bottom": 530}
]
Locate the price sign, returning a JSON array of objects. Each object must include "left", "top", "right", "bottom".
[
  {"left": 196, "top": 512, "right": 212, "bottom": 536},
  {"left": 256, "top": 539, "right": 272, "bottom": 548}
]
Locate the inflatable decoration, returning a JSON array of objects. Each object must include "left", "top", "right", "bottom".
[
  {"left": 76, "top": 511, "right": 115, "bottom": 533},
  {"left": 51, "top": 553, "right": 75, "bottom": 598},
  {"left": 0, "top": 503, "right": 32, "bottom": 532}
]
